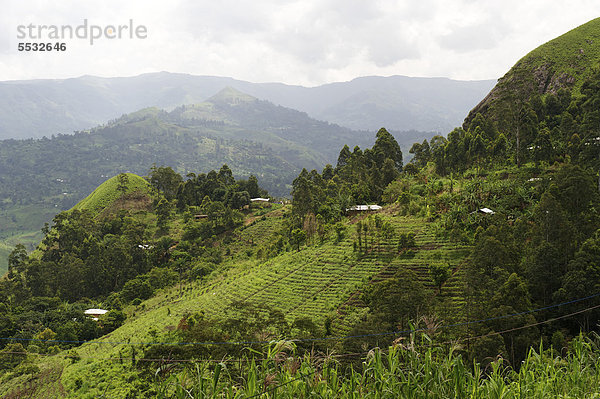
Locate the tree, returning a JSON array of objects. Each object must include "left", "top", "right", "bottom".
[
  {"left": 101, "top": 310, "right": 126, "bottom": 334},
  {"left": 429, "top": 264, "right": 450, "bottom": 294},
  {"left": 336, "top": 145, "right": 351, "bottom": 169},
  {"left": 7, "top": 244, "right": 28, "bottom": 300},
  {"left": 363, "top": 267, "right": 429, "bottom": 329},
  {"left": 7, "top": 243, "right": 27, "bottom": 280},
  {"left": 116, "top": 172, "right": 129, "bottom": 195},
  {"left": 372, "top": 128, "right": 403, "bottom": 171},
  {"left": 121, "top": 277, "right": 154, "bottom": 302},
  {"left": 491, "top": 273, "right": 538, "bottom": 366},
  {"left": 291, "top": 170, "right": 314, "bottom": 218},
  {"left": 380, "top": 158, "right": 399, "bottom": 188},
  {"left": 356, "top": 222, "right": 363, "bottom": 251},
  {"left": 148, "top": 165, "right": 182, "bottom": 200},
  {"left": 245, "top": 175, "right": 261, "bottom": 198},
  {"left": 524, "top": 241, "right": 562, "bottom": 306},
  {"left": 398, "top": 232, "right": 416, "bottom": 250},
  {"left": 156, "top": 197, "right": 173, "bottom": 231},
  {"left": 444, "top": 128, "right": 466, "bottom": 172},
  {"left": 228, "top": 190, "right": 250, "bottom": 209},
  {"left": 469, "top": 134, "right": 486, "bottom": 172},
  {"left": 430, "top": 135, "right": 448, "bottom": 174},
  {"left": 290, "top": 228, "right": 307, "bottom": 251},
  {"left": 217, "top": 164, "right": 235, "bottom": 186},
  {"left": 533, "top": 127, "right": 554, "bottom": 164},
  {"left": 322, "top": 164, "right": 334, "bottom": 181}
]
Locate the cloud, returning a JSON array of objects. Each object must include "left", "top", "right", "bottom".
[
  {"left": 437, "top": 21, "right": 508, "bottom": 53},
  {"left": 2, "top": 0, "right": 600, "bottom": 84}
]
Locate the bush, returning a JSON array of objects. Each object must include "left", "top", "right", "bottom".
[
  {"left": 398, "top": 232, "right": 416, "bottom": 250},
  {"left": 190, "top": 263, "right": 214, "bottom": 280},
  {"left": 13, "top": 362, "right": 40, "bottom": 377},
  {"left": 148, "top": 267, "right": 178, "bottom": 289},
  {"left": 121, "top": 278, "right": 154, "bottom": 302},
  {"left": 101, "top": 310, "right": 126, "bottom": 333},
  {"left": 0, "top": 343, "right": 27, "bottom": 370}
]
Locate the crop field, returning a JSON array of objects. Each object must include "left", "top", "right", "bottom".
[{"left": 49, "top": 208, "right": 473, "bottom": 397}]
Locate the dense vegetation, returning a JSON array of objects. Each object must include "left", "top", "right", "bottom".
[
  {"left": 2, "top": 18, "right": 600, "bottom": 398},
  {"left": 0, "top": 164, "right": 273, "bottom": 365},
  {"left": 151, "top": 335, "right": 600, "bottom": 398}
]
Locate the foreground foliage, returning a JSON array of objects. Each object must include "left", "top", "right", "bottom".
[{"left": 154, "top": 335, "right": 600, "bottom": 398}]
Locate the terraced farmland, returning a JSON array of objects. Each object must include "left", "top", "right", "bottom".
[
  {"left": 89, "top": 210, "right": 471, "bottom": 344},
  {"left": 57, "top": 208, "right": 473, "bottom": 394}
]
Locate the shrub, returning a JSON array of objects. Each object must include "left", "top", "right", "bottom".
[{"left": 121, "top": 278, "right": 154, "bottom": 302}]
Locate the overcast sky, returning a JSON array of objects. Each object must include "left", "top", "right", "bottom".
[{"left": 1, "top": 1, "right": 599, "bottom": 86}]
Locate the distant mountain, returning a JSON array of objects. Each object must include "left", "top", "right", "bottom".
[
  {"left": 0, "top": 87, "right": 369, "bottom": 208},
  {"left": 464, "top": 17, "right": 600, "bottom": 128},
  {"left": 0, "top": 73, "right": 494, "bottom": 140}
]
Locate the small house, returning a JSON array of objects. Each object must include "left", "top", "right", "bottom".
[
  {"left": 84, "top": 308, "right": 108, "bottom": 321},
  {"left": 346, "top": 204, "right": 382, "bottom": 216},
  {"left": 194, "top": 214, "right": 208, "bottom": 220},
  {"left": 250, "top": 198, "right": 271, "bottom": 208}
]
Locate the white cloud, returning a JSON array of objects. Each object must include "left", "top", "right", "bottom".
[{"left": 1, "top": 0, "right": 600, "bottom": 84}]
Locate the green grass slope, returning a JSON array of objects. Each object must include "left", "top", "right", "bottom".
[
  {"left": 71, "top": 173, "right": 150, "bottom": 216},
  {"left": 465, "top": 17, "right": 600, "bottom": 127},
  {"left": 2, "top": 207, "right": 470, "bottom": 398}
]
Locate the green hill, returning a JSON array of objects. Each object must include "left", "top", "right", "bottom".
[
  {"left": 72, "top": 173, "right": 151, "bottom": 216},
  {"left": 465, "top": 17, "right": 600, "bottom": 127}
]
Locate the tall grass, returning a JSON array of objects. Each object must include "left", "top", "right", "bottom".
[{"left": 155, "top": 334, "right": 600, "bottom": 398}]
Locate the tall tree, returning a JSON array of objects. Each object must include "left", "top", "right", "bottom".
[
  {"left": 372, "top": 128, "right": 403, "bottom": 171},
  {"left": 148, "top": 165, "right": 183, "bottom": 200}
]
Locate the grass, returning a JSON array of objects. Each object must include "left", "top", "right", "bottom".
[
  {"left": 72, "top": 173, "right": 150, "bottom": 216},
  {"left": 513, "top": 17, "right": 600, "bottom": 95}
]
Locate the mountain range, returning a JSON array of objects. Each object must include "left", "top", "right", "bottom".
[{"left": 0, "top": 73, "right": 494, "bottom": 140}]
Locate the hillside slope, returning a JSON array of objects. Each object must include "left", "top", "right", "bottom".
[
  {"left": 0, "top": 205, "right": 470, "bottom": 398},
  {"left": 0, "top": 89, "right": 377, "bottom": 272},
  {"left": 464, "top": 17, "right": 600, "bottom": 128}
]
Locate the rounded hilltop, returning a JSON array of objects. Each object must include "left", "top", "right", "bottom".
[{"left": 71, "top": 172, "right": 151, "bottom": 216}]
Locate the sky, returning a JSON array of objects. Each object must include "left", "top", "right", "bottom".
[{"left": 1, "top": 1, "right": 600, "bottom": 86}]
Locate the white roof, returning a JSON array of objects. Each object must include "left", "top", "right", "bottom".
[
  {"left": 250, "top": 198, "right": 270, "bottom": 202},
  {"left": 84, "top": 308, "right": 108, "bottom": 315},
  {"left": 479, "top": 208, "right": 495, "bottom": 214},
  {"left": 347, "top": 205, "right": 382, "bottom": 211}
]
